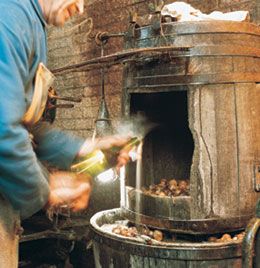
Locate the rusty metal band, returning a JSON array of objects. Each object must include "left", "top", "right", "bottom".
[
  {"left": 126, "top": 73, "right": 260, "bottom": 92},
  {"left": 177, "top": 45, "right": 260, "bottom": 58},
  {"left": 135, "top": 21, "right": 260, "bottom": 37},
  {"left": 121, "top": 207, "right": 253, "bottom": 235},
  {"left": 128, "top": 46, "right": 260, "bottom": 59}
]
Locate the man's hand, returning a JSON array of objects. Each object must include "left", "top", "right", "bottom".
[
  {"left": 47, "top": 171, "right": 91, "bottom": 212},
  {"left": 77, "top": 135, "right": 132, "bottom": 169}
]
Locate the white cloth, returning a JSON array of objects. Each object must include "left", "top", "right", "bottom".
[
  {"left": 161, "top": 2, "right": 249, "bottom": 22},
  {"left": 23, "top": 63, "right": 55, "bottom": 126}
]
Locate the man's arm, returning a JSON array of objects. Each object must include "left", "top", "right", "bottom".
[
  {"left": 29, "top": 122, "right": 84, "bottom": 170},
  {"left": 0, "top": 20, "right": 50, "bottom": 219}
]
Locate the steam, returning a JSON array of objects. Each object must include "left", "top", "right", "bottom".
[{"left": 114, "top": 114, "right": 157, "bottom": 139}]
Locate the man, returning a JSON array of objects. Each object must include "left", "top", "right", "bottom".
[{"left": 0, "top": 0, "right": 129, "bottom": 266}]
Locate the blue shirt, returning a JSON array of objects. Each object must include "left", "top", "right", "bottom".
[{"left": 0, "top": 0, "right": 84, "bottom": 219}]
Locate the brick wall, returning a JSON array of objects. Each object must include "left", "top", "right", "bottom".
[{"left": 47, "top": 0, "right": 258, "bottom": 138}]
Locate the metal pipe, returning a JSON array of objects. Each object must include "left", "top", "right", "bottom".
[
  {"left": 47, "top": 104, "right": 74, "bottom": 109},
  {"left": 105, "top": 33, "right": 125, "bottom": 38},
  {"left": 52, "top": 46, "right": 190, "bottom": 74},
  {"left": 242, "top": 218, "right": 260, "bottom": 267},
  {"left": 242, "top": 199, "right": 260, "bottom": 268},
  {"left": 48, "top": 94, "right": 82, "bottom": 103},
  {"left": 20, "top": 230, "right": 77, "bottom": 243},
  {"left": 98, "top": 32, "right": 125, "bottom": 41},
  {"left": 95, "top": 31, "right": 125, "bottom": 46}
]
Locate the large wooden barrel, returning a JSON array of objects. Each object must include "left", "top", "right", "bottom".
[
  {"left": 90, "top": 209, "right": 244, "bottom": 268},
  {"left": 122, "top": 21, "right": 260, "bottom": 234},
  {"left": 124, "top": 21, "right": 260, "bottom": 89}
]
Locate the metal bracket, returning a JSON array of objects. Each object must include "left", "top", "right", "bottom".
[
  {"left": 151, "top": 12, "right": 162, "bottom": 35},
  {"left": 95, "top": 31, "right": 109, "bottom": 46},
  {"left": 253, "top": 163, "right": 260, "bottom": 192},
  {"left": 151, "top": 0, "right": 164, "bottom": 34},
  {"left": 125, "top": 12, "right": 139, "bottom": 46}
]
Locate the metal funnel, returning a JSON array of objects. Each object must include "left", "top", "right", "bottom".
[
  {"left": 94, "top": 67, "right": 113, "bottom": 137},
  {"left": 95, "top": 96, "right": 112, "bottom": 137}
]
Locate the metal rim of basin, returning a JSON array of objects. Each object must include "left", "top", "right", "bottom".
[{"left": 90, "top": 208, "right": 242, "bottom": 260}]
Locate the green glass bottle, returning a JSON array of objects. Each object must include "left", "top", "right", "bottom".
[{"left": 71, "top": 137, "right": 140, "bottom": 177}]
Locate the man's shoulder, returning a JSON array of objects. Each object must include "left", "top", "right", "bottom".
[
  {"left": 0, "top": 0, "right": 34, "bottom": 22},
  {"left": 0, "top": 0, "right": 36, "bottom": 34},
  {"left": 0, "top": 0, "right": 32, "bottom": 10}
]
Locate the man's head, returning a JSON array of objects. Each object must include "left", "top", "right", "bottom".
[{"left": 38, "top": 0, "right": 84, "bottom": 26}]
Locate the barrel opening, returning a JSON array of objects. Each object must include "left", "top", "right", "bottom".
[{"left": 127, "top": 90, "right": 194, "bottom": 190}]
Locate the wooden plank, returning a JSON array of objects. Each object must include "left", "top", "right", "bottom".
[
  {"left": 235, "top": 83, "right": 260, "bottom": 215},
  {"left": 212, "top": 84, "right": 240, "bottom": 216},
  {"left": 129, "top": 254, "right": 144, "bottom": 268},
  {"left": 188, "top": 86, "right": 214, "bottom": 218},
  {"left": 188, "top": 84, "right": 240, "bottom": 218}
]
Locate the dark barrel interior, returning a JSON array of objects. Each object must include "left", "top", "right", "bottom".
[{"left": 127, "top": 91, "right": 194, "bottom": 188}]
